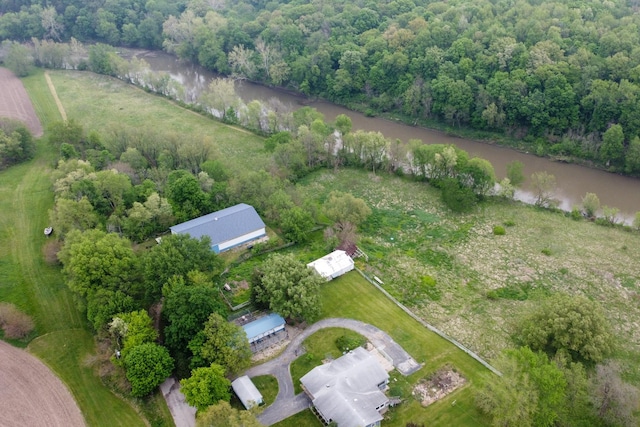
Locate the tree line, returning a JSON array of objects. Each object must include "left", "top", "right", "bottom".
[{"left": 4, "top": 0, "right": 640, "bottom": 174}]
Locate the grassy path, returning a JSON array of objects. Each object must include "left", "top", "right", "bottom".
[
  {"left": 0, "top": 70, "right": 148, "bottom": 427},
  {"left": 44, "top": 71, "right": 67, "bottom": 120}
]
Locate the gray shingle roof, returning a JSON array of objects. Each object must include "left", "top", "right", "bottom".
[
  {"left": 301, "top": 347, "right": 389, "bottom": 427},
  {"left": 169, "top": 203, "right": 265, "bottom": 247}
]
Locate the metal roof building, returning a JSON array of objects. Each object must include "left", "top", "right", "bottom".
[
  {"left": 169, "top": 203, "right": 266, "bottom": 253},
  {"left": 307, "top": 250, "right": 354, "bottom": 280},
  {"left": 242, "top": 313, "right": 286, "bottom": 345},
  {"left": 231, "top": 376, "right": 263, "bottom": 409},
  {"left": 301, "top": 347, "right": 390, "bottom": 427}
]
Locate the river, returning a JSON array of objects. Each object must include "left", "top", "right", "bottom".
[{"left": 133, "top": 50, "right": 640, "bottom": 222}]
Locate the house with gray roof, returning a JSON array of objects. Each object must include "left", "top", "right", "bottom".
[
  {"left": 169, "top": 203, "right": 266, "bottom": 253},
  {"left": 301, "top": 346, "right": 390, "bottom": 427}
]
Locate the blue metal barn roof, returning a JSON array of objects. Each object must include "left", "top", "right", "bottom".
[
  {"left": 243, "top": 313, "right": 286, "bottom": 342},
  {"left": 169, "top": 203, "right": 265, "bottom": 246}
]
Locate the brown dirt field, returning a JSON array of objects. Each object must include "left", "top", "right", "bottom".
[
  {"left": 0, "top": 341, "right": 85, "bottom": 427},
  {"left": 0, "top": 68, "right": 43, "bottom": 137}
]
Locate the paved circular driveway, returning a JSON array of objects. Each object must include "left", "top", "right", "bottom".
[{"left": 243, "top": 318, "right": 421, "bottom": 426}]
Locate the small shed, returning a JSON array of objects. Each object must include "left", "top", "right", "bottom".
[
  {"left": 242, "top": 313, "right": 286, "bottom": 345},
  {"left": 169, "top": 203, "right": 266, "bottom": 253},
  {"left": 231, "top": 376, "right": 263, "bottom": 409},
  {"left": 307, "top": 250, "right": 354, "bottom": 280}
]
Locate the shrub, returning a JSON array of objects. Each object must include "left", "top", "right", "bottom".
[
  {"left": 493, "top": 225, "right": 506, "bottom": 235},
  {"left": 0, "top": 303, "right": 35, "bottom": 339},
  {"left": 441, "top": 178, "right": 477, "bottom": 213},
  {"left": 42, "top": 239, "right": 62, "bottom": 265},
  {"left": 569, "top": 206, "right": 581, "bottom": 220},
  {"left": 503, "top": 220, "right": 516, "bottom": 227},
  {"left": 335, "top": 334, "right": 367, "bottom": 352},
  {"left": 541, "top": 248, "right": 552, "bottom": 256}
]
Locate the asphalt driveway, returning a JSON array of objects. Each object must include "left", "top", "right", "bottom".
[{"left": 243, "top": 317, "right": 421, "bottom": 426}]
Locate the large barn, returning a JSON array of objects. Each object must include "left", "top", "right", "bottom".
[
  {"left": 169, "top": 203, "right": 266, "bottom": 253},
  {"left": 307, "top": 250, "right": 354, "bottom": 280},
  {"left": 301, "top": 347, "right": 390, "bottom": 427}
]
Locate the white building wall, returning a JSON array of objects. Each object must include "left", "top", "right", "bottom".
[{"left": 218, "top": 228, "right": 266, "bottom": 251}]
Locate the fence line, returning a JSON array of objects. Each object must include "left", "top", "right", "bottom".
[{"left": 355, "top": 267, "right": 502, "bottom": 376}]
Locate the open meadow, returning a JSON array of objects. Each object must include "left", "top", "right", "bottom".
[
  {"left": 298, "top": 169, "right": 640, "bottom": 383},
  {"left": 45, "top": 70, "right": 269, "bottom": 172}
]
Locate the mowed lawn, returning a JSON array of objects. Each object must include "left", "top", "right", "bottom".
[
  {"left": 0, "top": 70, "right": 149, "bottom": 427},
  {"left": 318, "top": 271, "right": 491, "bottom": 426},
  {"left": 46, "top": 70, "right": 268, "bottom": 172}
]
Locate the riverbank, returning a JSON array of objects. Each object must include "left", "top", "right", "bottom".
[{"left": 132, "top": 50, "right": 640, "bottom": 219}]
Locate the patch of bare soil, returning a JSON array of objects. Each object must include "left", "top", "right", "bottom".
[
  {"left": 0, "top": 340, "right": 85, "bottom": 426},
  {"left": 412, "top": 366, "right": 467, "bottom": 407},
  {"left": 0, "top": 68, "right": 43, "bottom": 137}
]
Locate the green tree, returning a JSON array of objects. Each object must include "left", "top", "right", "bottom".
[
  {"left": 463, "top": 157, "right": 496, "bottom": 197},
  {"left": 280, "top": 206, "right": 315, "bottom": 243},
  {"left": 600, "top": 124, "right": 625, "bottom": 168},
  {"left": 49, "top": 197, "right": 99, "bottom": 238},
  {"left": 196, "top": 400, "right": 262, "bottom": 427},
  {"left": 516, "top": 294, "right": 613, "bottom": 364},
  {"left": 581, "top": 192, "right": 600, "bottom": 218},
  {"left": 252, "top": 253, "right": 324, "bottom": 322},
  {"left": 334, "top": 114, "right": 352, "bottom": 136},
  {"left": 162, "top": 274, "right": 226, "bottom": 376},
  {"left": 141, "top": 233, "right": 221, "bottom": 303},
  {"left": 188, "top": 312, "right": 251, "bottom": 374},
  {"left": 441, "top": 178, "right": 477, "bottom": 213},
  {"left": 58, "top": 229, "right": 140, "bottom": 300},
  {"left": 476, "top": 347, "right": 567, "bottom": 427},
  {"left": 88, "top": 43, "right": 118, "bottom": 76},
  {"left": 0, "top": 120, "right": 35, "bottom": 168},
  {"left": 124, "top": 343, "right": 174, "bottom": 397},
  {"left": 180, "top": 364, "right": 231, "bottom": 412},
  {"left": 529, "top": 171, "right": 557, "bottom": 207},
  {"left": 86, "top": 288, "right": 137, "bottom": 331},
  {"left": 111, "top": 310, "right": 158, "bottom": 359},
  {"left": 165, "top": 170, "right": 209, "bottom": 221},
  {"left": 506, "top": 161, "right": 525, "bottom": 187},
  {"left": 324, "top": 191, "right": 371, "bottom": 231},
  {"left": 2, "top": 41, "right": 34, "bottom": 76},
  {"left": 624, "top": 136, "right": 640, "bottom": 175}
]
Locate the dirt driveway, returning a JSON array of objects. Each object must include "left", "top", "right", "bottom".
[{"left": 0, "top": 340, "right": 85, "bottom": 427}]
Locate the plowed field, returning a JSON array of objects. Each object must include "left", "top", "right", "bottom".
[
  {"left": 0, "top": 341, "right": 85, "bottom": 427},
  {"left": 0, "top": 68, "right": 43, "bottom": 136}
]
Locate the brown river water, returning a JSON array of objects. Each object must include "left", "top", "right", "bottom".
[{"left": 134, "top": 50, "right": 640, "bottom": 222}]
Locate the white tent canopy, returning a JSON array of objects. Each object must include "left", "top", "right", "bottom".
[{"left": 307, "top": 250, "right": 354, "bottom": 280}]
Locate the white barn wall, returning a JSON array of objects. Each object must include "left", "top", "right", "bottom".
[{"left": 218, "top": 228, "right": 266, "bottom": 251}]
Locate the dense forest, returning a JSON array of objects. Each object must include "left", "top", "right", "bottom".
[{"left": 3, "top": 0, "right": 640, "bottom": 173}]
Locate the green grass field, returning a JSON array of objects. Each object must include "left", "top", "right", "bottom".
[
  {"left": 252, "top": 375, "right": 278, "bottom": 407},
  {"left": 273, "top": 409, "right": 322, "bottom": 427},
  {"left": 45, "top": 70, "right": 268, "bottom": 172}
]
